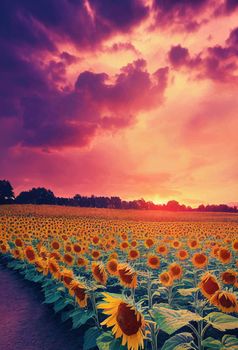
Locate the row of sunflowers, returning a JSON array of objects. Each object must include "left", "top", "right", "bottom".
[{"left": 0, "top": 207, "right": 238, "bottom": 350}]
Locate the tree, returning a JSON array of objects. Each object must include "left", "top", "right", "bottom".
[
  {"left": 0, "top": 180, "right": 15, "bottom": 204},
  {"left": 16, "top": 187, "right": 55, "bottom": 204}
]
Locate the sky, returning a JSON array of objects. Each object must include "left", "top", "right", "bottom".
[{"left": 0, "top": 0, "right": 238, "bottom": 206}]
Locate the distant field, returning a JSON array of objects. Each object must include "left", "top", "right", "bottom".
[
  {"left": 1, "top": 204, "right": 238, "bottom": 350},
  {"left": 1, "top": 204, "right": 238, "bottom": 223}
]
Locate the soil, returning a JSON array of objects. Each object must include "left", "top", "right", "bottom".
[{"left": 0, "top": 264, "right": 83, "bottom": 350}]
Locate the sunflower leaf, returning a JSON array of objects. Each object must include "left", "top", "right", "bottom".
[
  {"left": 83, "top": 326, "right": 102, "bottom": 350},
  {"left": 221, "top": 335, "right": 238, "bottom": 349},
  {"left": 178, "top": 288, "right": 199, "bottom": 296},
  {"left": 151, "top": 306, "right": 202, "bottom": 335},
  {"left": 161, "top": 332, "right": 195, "bottom": 350},
  {"left": 204, "top": 312, "right": 238, "bottom": 331},
  {"left": 202, "top": 337, "right": 222, "bottom": 349},
  {"left": 96, "top": 332, "right": 114, "bottom": 350}
]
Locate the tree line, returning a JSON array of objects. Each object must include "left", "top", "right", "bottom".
[{"left": 0, "top": 179, "right": 237, "bottom": 212}]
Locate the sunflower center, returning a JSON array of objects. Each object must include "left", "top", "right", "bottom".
[
  {"left": 74, "top": 287, "right": 86, "bottom": 301},
  {"left": 195, "top": 254, "right": 206, "bottom": 264},
  {"left": 116, "top": 303, "right": 142, "bottom": 336},
  {"left": 149, "top": 257, "right": 159, "bottom": 265},
  {"left": 219, "top": 294, "right": 235, "bottom": 308},
  {"left": 203, "top": 277, "right": 219, "bottom": 295},
  {"left": 119, "top": 269, "right": 133, "bottom": 284}
]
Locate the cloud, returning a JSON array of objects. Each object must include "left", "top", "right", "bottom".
[
  {"left": 0, "top": 0, "right": 149, "bottom": 51},
  {"left": 168, "top": 27, "right": 238, "bottom": 82},
  {"left": 0, "top": 56, "right": 168, "bottom": 149},
  {"left": 152, "top": 0, "right": 210, "bottom": 32}
]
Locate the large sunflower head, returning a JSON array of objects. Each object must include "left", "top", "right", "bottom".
[
  {"left": 210, "top": 290, "right": 238, "bottom": 313},
  {"left": 92, "top": 262, "right": 108, "bottom": 285},
  {"left": 199, "top": 272, "right": 220, "bottom": 300},
  {"left": 106, "top": 258, "right": 119, "bottom": 276},
  {"left": 218, "top": 248, "right": 232, "bottom": 264},
  {"left": 117, "top": 263, "right": 137, "bottom": 289},
  {"left": 147, "top": 254, "right": 160, "bottom": 269},
  {"left": 192, "top": 252, "right": 208, "bottom": 269},
  {"left": 48, "top": 257, "right": 61, "bottom": 279},
  {"left": 61, "top": 268, "right": 74, "bottom": 287},
  {"left": 221, "top": 270, "right": 237, "bottom": 285},
  {"left": 98, "top": 293, "right": 145, "bottom": 350},
  {"left": 168, "top": 263, "right": 183, "bottom": 280},
  {"left": 69, "top": 279, "right": 88, "bottom": 307},
  {"left": 159, "top": 271, "right": 174, "bottom": 287},
  {"left": 35, "top": 257, "right": 48, "bottom": 275},
  {"left": 24, "top": 246, "right": 37, "bottom": 263}
]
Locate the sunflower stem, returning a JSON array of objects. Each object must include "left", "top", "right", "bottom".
[{"left": 90, "top": 292, "right": 101, "bottom": 329}]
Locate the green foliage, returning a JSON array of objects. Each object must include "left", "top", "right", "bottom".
[
  {"left": 151, "top": 306, "right": 202, "bottom": 335},
  {"left": 161, "top": 332, "right": 196, "bottom": 350},
  {"left": 83, "top": 326, "right": 102, "bottom": 350},
  {"left": 204, "top": 312, "right": 238, "bottom": 331}
]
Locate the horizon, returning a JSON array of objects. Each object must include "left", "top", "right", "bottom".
[
  {"left": 4, "top": 179, "right": 237, "bottom": 208},
  {"left": 1, "top": 1, "right": 238, "bottom": 206}
]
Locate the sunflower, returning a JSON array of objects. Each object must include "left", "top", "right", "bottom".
[
  {"left": 177, "top": 249, "right": 189, "bottom": 261},
  {"left": 61, "top": 268, "right": 74, "bottom": 287},
  {"left": 63, "top": 253, "right": 74, "bottom": 266},
  {"left": 171, "top": 240, "right": 181, "bottom": 249},
  {"left": 199, "top": 272, "right": 220, "bottom": 299},
  {"left": 159, "top": 271, "right": 174, "bottom": 287},
  {"left": 48, "top": 257, "right": 61, "bottom": 279},
  {"left": 118, "top": 263, "right": 137, "bottom": 289},
  {"left": 15, "top": 238, "right": 24, "bottom": 247},
  {"left": 221, "top": 270, "right": 237, "bottom": 285},
  {"left": 188, "top": 239, "right": 199, "bottom": 249},
  {"left": 92, "top": 250, "right": 101, "bottom": 260},
  {"left": 156, "top": 245, "right": 168, "bottom": 256},
  {"left": 98, "top": 293, "right": 145, "bottom": 350},
  {"left": 51, "top": 241, "right": 60, "bottom": 250},
  {"left": 147, "top": 254, "right": 160, "bottom": 269},
  {"left": 77, "top": 256, "right": 88, "bottom": 268},
  {"left": 92, "top": 262, "right": 108, "bottom": 285},
  {"left": 73, "top": 243, "right": 81, "bottom": 254},
  {"left": 192, "top": 253, "right": 208, "bottom": 269},
  {"left": 145, "top": 238, "right": 154, "bottom": 249},
  {"left": 120, "top": 241, "right": 129, "bottom": 250},
  {"left": 168, "top": 263, "right": 183, "bottom": 280},
  {"left": 35, "top": 257, "right": 48, "bottom": 275},
  {"left": 0, "top": 243, "right": 8, "bottom": 254},
  {"left": 92, "top": 236, "right": 100, "bottom": 245},
  {"left": 218, "top": 248, "right": 232, "bottom": 264},
  {"left": 131, "top": 240, "right": 137, "bottom": 248},
  {"left": 128, "top": 249, "right": 140, "bottom": 260},
  {"left": 24, "top": 246, "right": 37, "bottom": 263},
  {"left": 109, "top": 252, "right": 118, "bottom": 260},
  {"left": 210, "top": 291, "right": 238, "bottom": 313},
  {"left": 69, "top": 279, "right": 88, "bottom": 307},
  {"left": 232, "top": 239, "right": 238, "bottom": 252},
  {"left": 106, "top": 259, "right": 118, "bottom": 276}
]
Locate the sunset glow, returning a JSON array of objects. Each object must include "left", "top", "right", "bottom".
[{"left": 1, "top": 0, "right": 238, "bottom": 205}]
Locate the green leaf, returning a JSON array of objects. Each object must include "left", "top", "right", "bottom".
[
  {"left": 204, "top": 312, "right": 238, "bottom": 331},
  {"left": 202, "top": 337, "right": 222, "bottom": 349},
  {"left": 53, "top": 298, "right": 72, "bottom": 313},
  {"left": 161, "top": 332, "right": 195, "bottom": 350},
  {"left": 221, "top": 335, "right": 238, "bottom": 349},
  {"left": 151, "top": 306, "right": 202, "bottom": 335},
  {"left": 178, "top": 288, "right": 199, "bottom": 296},
  {"left": 83, "top": 326, "right": 102, "bottom": 350},
  {"left": 110, "top": 339, "right": 127, "bottom": 350},
  {"left": 72, "top": 309, "right": 94, "bottom": 329},
  {"left": 97, "top": 332, "right": 114, "bottom": 350},
  {"left": 44, "top": 292, "right": 61, "bottom": 304}
]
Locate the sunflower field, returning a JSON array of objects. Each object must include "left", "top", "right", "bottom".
[{"left": 0, "top": 205, "right": 238, "bottom": 350}]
